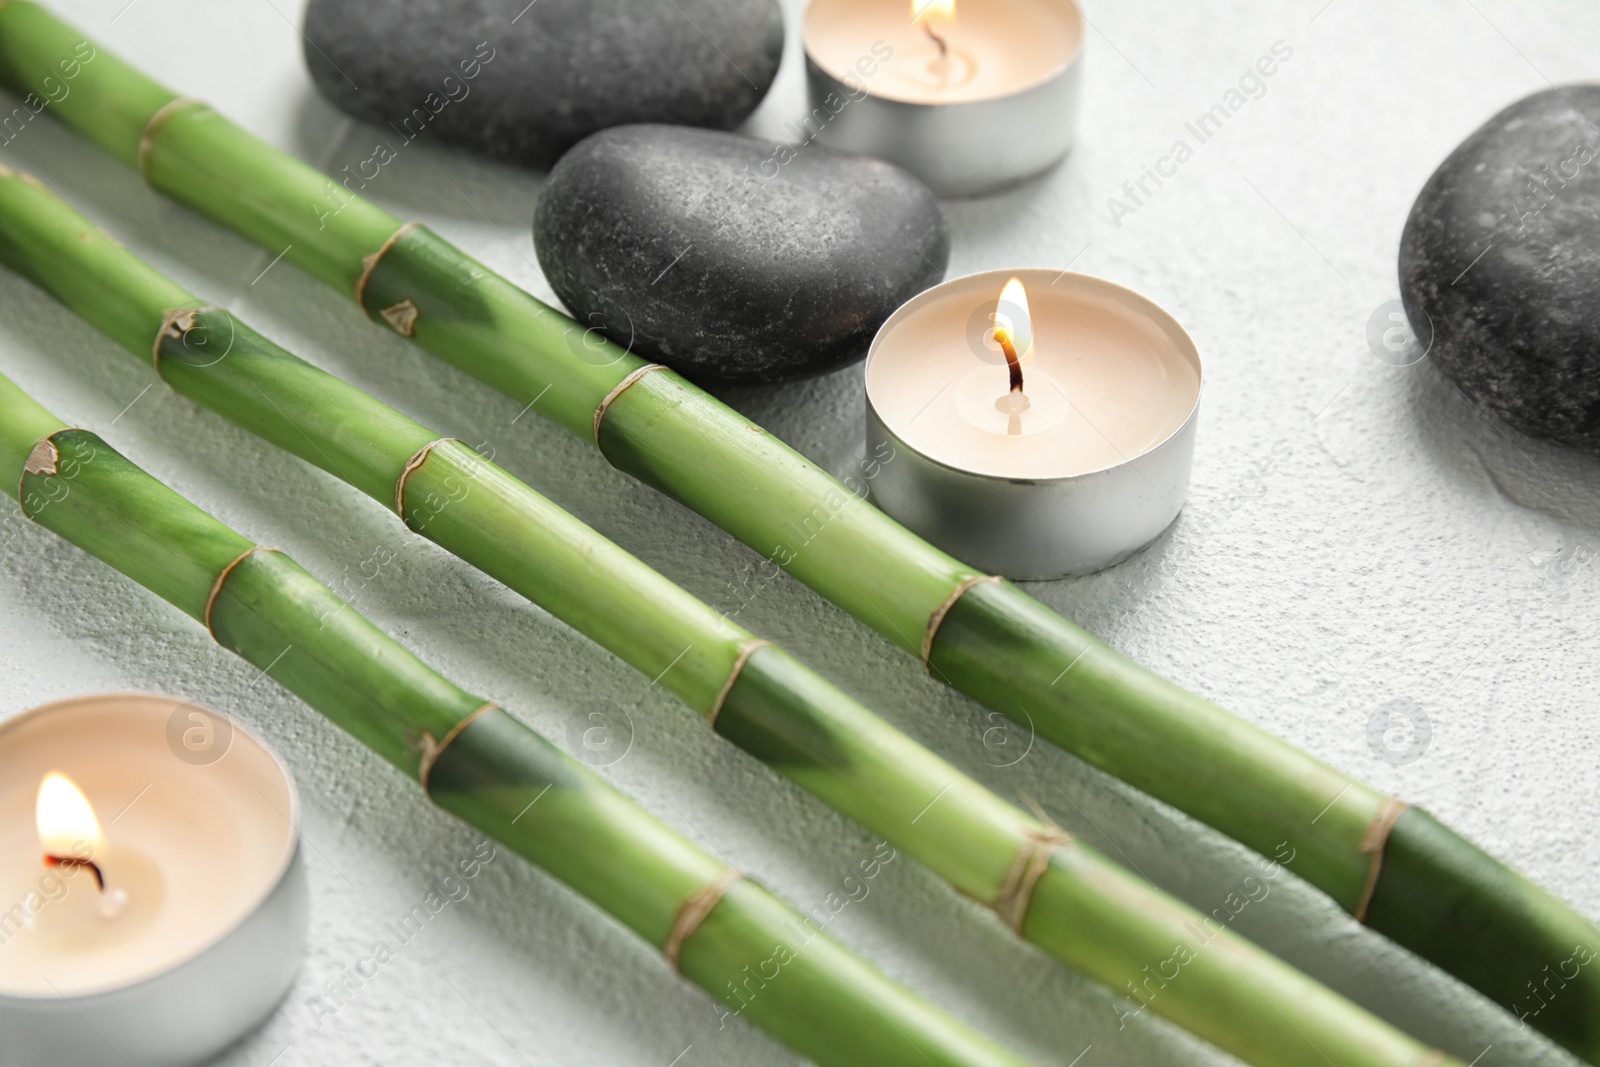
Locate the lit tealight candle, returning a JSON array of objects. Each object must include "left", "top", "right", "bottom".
[
  {"left": 865, "top": 269, "right": 1202, "bottom": 578},
  {"left": 36, "top": 772, "right": 132, "bottom": 920},
  {"left": 803, "top": 0, "right": 1084, "bottom": 196},
  {"left": 0, "top": 694, "right": 307, "bottom": 1067}
]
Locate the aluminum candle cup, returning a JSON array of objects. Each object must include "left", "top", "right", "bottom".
[
  {"left": 802, "top": 0, "right": 1084, "bottom": 197},
  {"left": 865, "top": 269, "right": 1202, "bottom": 579},
  {"left": 0, "top": 693, "right": 307, "bottom": 1067}
]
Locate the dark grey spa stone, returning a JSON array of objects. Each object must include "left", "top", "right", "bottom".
[
  {"left": 1400, "top": 85, "right": 1600, "bottom": 450},
  {"left": 533, "top": 124, "right": 950, "bottom": 385},
  {"left": 301, "top": 0, "right": 784, "bottom": 169}
]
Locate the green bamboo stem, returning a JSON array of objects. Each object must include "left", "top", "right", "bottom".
[
  {"left": 0, "top": 373, "right": 1038, "bottom": 1067},
  {"left": 0, "top": 164, "right": 1468, "bottom": 1067},
  {"left": 0, "top": 4, "right": 1592, "bottom": 1056}
]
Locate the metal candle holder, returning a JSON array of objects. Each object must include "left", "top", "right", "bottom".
[
  {"left": 0, "top": 693, "right": 307, "bottom": 1067},
  {"left": 864, "top": 270, "right": 1203, "bottom": 580},
  {"left": 803, "top": 0, "right": 1085, "bottom": 197}
]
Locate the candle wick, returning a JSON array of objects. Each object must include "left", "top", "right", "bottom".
[
  {"left": 45, "top": 854, "right": 106, "bottom": 892},
  {"left": 996, "top": 329, "right": 1025, "bottom": 395},
  {"left": 922, "top": 21, "right": 950, "bottom": 59}
]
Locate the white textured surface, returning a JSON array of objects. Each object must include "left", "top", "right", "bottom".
[{"left": 1, "top": 1, "right": 1598, "bottom": 1064}]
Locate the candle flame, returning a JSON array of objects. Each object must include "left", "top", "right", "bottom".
[
  {"left": 911, "top": 0, "right": 955, "bottom": 23},
  {"left": 992, "top": 276, "right": 1034, "bottom": 364},
  {"left": 37, "top": 772, "right": 103, "bottom": 860}
]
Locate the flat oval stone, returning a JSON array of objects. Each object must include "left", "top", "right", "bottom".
[
  {"left": 301, "top": 0, "right": 783, "bottom": 169},
  {"left": 533, "top": 125, "right": 950, "bottom": 384},
  {"left": 1400, "top": 86, "right": 1600, "bottom": 450}
]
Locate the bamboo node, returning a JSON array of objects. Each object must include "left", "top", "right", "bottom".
[
  {"left": 23, "top": 437, "right": 59, "bottom": 478},
  {"left": 992, "top": 827, "right": 1072, "bottom": 935},
  {"left": 380, "top": 299, "right": 420, "bottom": 337},
  {"left": 415, "top": 703, "right": 500, "bottom": 795},
  {"left": 592, "top": 364, "right": 667, "bottom": 448},
  {"left": 138, "top": 97, "right": 204, "bottom": 183},
  {"left": 151, "top": 306, "right": 221, "bottom": 377},
  {"left": 705, "top": 639, "right": 773, "bottom": 728},
  {"left": 921, "top": 574, "right": 1002, "bottom": 669},
  {"left": 664, "top": 869, "right": 742, "bottom": 972},
  {"left": 394, "top": 438, "right": 458, "bottom": 520},
  {"left": 204, "top": 546, "right": 280, "bottom": 641},
  {"left": 17, "top": 436, "right": 61, "bottom": 511},
  {"left": 354, "top": 222, "right": 419, "bottom": 309},
  {"left": 1354, "top": 796, "right": 1410, "bottom": 923}
]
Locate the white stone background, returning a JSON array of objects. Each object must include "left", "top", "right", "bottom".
[{"left": 0, "top": 0, "right": 1597, "bottom": 1064}]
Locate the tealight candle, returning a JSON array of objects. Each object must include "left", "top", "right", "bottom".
[
  {"left": 803, "top": 0, "right": 1084, "bottom": 196},
  {"left": 865, "top": 269, "right": 1202, "bottom": 578},
  {"left": 0, "top": 694, "right": 306, "bottom": 1067}
]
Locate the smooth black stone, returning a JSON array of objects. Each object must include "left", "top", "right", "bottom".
[
  {"left": 301, "top": 0, "right": 783, "bottom": 169},
  {"left": 1400, "top": 86, "right": 1600, "bottom": 450},
  {"left": 533, "top": 125, "right": 950, "bottom": 385}
]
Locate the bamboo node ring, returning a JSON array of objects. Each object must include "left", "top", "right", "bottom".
[
  {"left": 664, "top": 869, "right": 743, "bottom": 972},
  {"left": 23, "top": 437, "right": 59, "bottom": 477},
  {"left": 993, "top": 827, "right": 1072, "bottom": 934},
  {"left": 138, "top": 96, "right": 204, "bottom": 182},
  {"left": 1354, "top": 796, "right": 1410, "bottom": 923},
  {"left": 151, "top": 305, "right": 230, "bottom": 380},
  {"left": 415, "top": 703, "right": 501, "bottom": 794},
  {"left": 152, "top": 306, "right": 198, "bottom": 376},
  {"left": 921, "top": 575, "right": 1001, "bottom": 669},
  {"left": 394, "top": 438, "right": 458, "bottom": 520},
  {"left": 204, "top": 546, "right": 280, "bottom": 641},
  {"left": 18, "top": 436, "right": 61, "bottom": 509},
  {"left": 705, "top": 639, "right": 773, "bottom": 728},
  {"left": 354, "top": 222, "right": 419, "bottom": 310},
  {"left": 592, "top": 364, "right": 667, "bottom": 447}
]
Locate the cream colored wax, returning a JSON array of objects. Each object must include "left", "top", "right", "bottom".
[
  {"left": 804, "top": 0, "right": 1082, "bottom": 105},
  {"left": 0, "top": 695, "right": 296, "bottom": 998},
  {"left": 866, "top": 270, "right": 1201, "bottom": 481}
]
